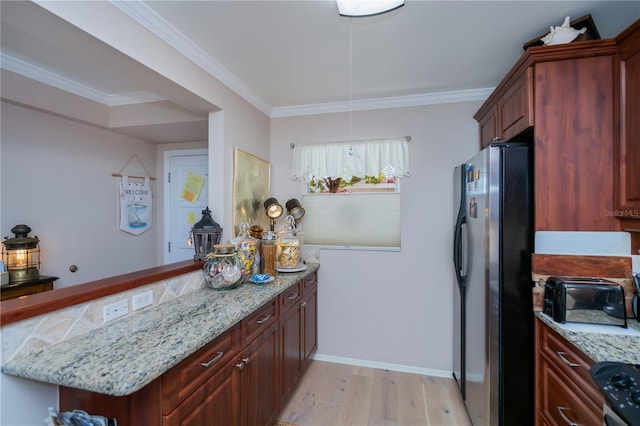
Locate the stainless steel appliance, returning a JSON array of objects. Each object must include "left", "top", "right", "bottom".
[
  {"left": 590, "top": 361, "right": 640, "bottom": 425},
  {"left": 544, "top": 276, "right": 628, "bottom": 328},
  {"left": 453, "top": 143, "right": 534, "bottom": 425}
]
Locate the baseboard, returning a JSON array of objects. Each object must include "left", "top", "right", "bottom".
[{"left": 311, "top": 353, "right": 453, "bottom": 379}]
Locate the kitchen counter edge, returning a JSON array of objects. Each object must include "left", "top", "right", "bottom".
[{"left": 535, "top": 311, "right": 640, "bottom": 365}]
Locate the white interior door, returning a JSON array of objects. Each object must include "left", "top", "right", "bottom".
[{"left": 164, "top": 149, "right": 208, "bottom": 264}]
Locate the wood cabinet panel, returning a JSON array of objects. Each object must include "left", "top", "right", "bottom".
[
  {"left": 60, "top": 379, "right": 163, "bottom": 426},
  {"left": 538, "top": 355, "right": 602, "bottom": 426},
  {"left": 499, "top": 68, "right": 534, "bottom": 142},
  {"left": 1, "top": 276, "right": 56, "bottom": 301},
  {"left": 242, "top": 297, "right": 277, "bottom": 346},
  {"left": 241, "top": 320, "right": 280, "bottom": 426},
  {"left": 163, "top": 357, "right": 239, "bottom": 426},
  {"left": 535, "top": 318, "right": 604, "bottom": 426},
  {"left": 534, "top": 55, "right": 617, "bottom": 231},
  {"left": 162, "top": 324, "right": 239, "bottom": 414},
  {"left": 302, "top": 278, "right": 318, "bottom": 364},
  {"left": 616, "top": 20, "right": 640, "bottom": 223},
  {"left": 280, "top": 298, "right": 302, "bottom": 401},
  {"left": 279, "top": 281, "right": 302, "bottom": 313},
  {"left": 475, "top": 68, "right": 533, "bottom": 148}
]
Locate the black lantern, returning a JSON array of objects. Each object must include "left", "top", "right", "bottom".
[
  {"left": 191, "top": 207, "right": 222, "bottom": 261},
  {"left": 2, "top": 224, "right": 41, "bottom": 283}
]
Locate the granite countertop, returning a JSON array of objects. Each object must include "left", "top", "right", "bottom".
[
  {"left": 536, "top": 311, "right": 640, "bottom": 365},
  {"left": 1, "top": 264, "right": 319, "bottom": 396}
]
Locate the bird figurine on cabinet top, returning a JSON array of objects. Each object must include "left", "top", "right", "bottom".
[{"left": 540, "top": 16, "right": 587, "bottom": 46}]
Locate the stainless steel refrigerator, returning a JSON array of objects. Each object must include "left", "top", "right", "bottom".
[{"left": 452, "top": 143, "right": 534, "bottom": 425}]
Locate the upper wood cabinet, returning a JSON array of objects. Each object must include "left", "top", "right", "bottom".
[
  {"left": 475, "top": 38, "right": 621, "bottom": 232},
  {"left": 615, "top": 20, "right": 640, "bottom": 221},
  {"left": 475, "top": 68, "right": 534, "bottom": 148}
]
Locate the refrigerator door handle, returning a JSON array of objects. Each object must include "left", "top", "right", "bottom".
[
  {"left": 460, "top": 222, "right": 468, "bottom": 279},
  {"left": 454, "top": 213, "right": 467, "bottom": 285}
]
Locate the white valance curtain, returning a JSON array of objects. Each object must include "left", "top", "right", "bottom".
[{"left": 290, "top": 137, "right": 410, "bottom": 181}]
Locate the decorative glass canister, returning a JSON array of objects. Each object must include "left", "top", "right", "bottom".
[
  {"left": 203, "top": 244, "right": 245, "bottom": 290},
  {"left": 231, "top": 222, "right": 258, "bottom": 280},
  {"left": 261, "top": 230, "right": 278, "bottom": 276},
  {"left": 277, "top": 215, "right": 301, "bottom": 269}
]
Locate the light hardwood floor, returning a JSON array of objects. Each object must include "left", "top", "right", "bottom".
[{"left": 278, "top": 360, "right": 472, "bottom": 426}]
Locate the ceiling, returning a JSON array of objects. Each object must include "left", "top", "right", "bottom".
[{"left": 1, "top": 1, "right": 639, "bottom": 143}]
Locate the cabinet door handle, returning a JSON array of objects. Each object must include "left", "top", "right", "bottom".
[
  {"left": 256, "top": 314, "right": 271, "bottom": 324},
  {"left": 200, "top": 351, "right": 224, "bottom": 368},
  {"left": 235, "top": 356, "right": 251, "bottom": 370},
  {"left": 556, "top": 351, "right": 579, "bottom": 367},
  {"left": 287, "top": 292, "right": 298, "bottom": 300},
  {"left": 301, "top": 301, "right": 307, "bottom": 308},
  {"left": 556, "top": 406, "right": 578, "bottom": 426},
  {"left": 492, "top": 136, "right": 502, "bottom": 141}
]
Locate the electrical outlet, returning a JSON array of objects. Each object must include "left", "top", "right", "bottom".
[
  {"left": 132, "top": 290, "right": 154, "bottom": 311},
  {"left": 103, "top": 299, "right": 128, "bottom": 323}
]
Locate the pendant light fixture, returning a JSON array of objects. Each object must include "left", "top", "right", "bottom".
[{"left": 337, "top": 0, "right": 404, "bottom": 17}]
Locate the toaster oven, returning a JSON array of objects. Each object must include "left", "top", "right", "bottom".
[{"left": 543, "top": 276, "right": 628, "bottom": 328}]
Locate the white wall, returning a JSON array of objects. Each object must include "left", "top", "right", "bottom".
[
  {"left": 271, "top": 101, "right": 481, "bottom": 373},
  {"left": 1, "top": 101, "right": 158, "bottom": 287}
]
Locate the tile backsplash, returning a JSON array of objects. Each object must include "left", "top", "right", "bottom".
[{"left": 1, "top": 270, "right": 205, "bottom": 363}]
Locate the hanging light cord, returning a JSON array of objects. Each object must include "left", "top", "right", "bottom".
[{"left": 349, "top": 18, "right": 353, "bottom": 141}]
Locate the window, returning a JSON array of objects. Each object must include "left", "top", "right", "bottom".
[{"left": 291, "top": 137, "right": 409, "bottom": 249}]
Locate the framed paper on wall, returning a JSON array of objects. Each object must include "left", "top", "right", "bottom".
[{"left": 233, "top": 148, "right": 271, "bottom": 236}]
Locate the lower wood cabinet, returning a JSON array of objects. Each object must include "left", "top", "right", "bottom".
[
  {"left": 534, "top": 317, "right": 604, "bottom": 426},
  {"left": 279, "top": 272, "right": 318, "bottom": 403},
  {"left": 59, "top": 271, "right": 318, "bottom": 426}
]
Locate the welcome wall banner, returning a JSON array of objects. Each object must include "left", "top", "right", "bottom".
[{"left": 119, "top": 176, "right": 152, "bottom": 235}]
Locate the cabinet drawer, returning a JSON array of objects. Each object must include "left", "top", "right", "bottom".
[
  {"left": 242, "top": 298, "right": 277, "bottom": 346},
  {"left": 539, "top": 323, "right": 603, "bottom": 407},
  {"left": 279, "top": 282, "right": 302, "bottom": 314},
  {"left": 303, "top": 272, "right": 317, "bottom": 296},
  {"left": 162, "top": 324, "right": 239, "bottom": 414},
  {"left": 539, "top": 352, "right": 603, "bottom": 426}
]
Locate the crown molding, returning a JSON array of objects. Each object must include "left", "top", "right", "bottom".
[
  {"left": 0, "top": 52, "right": 164, "bottom": 106},
  {"left": 270, "top": 88, "right": 494, "bottom": 118},
  {"left": 112, "top": 0, "right": 273, "bottom": 116}
]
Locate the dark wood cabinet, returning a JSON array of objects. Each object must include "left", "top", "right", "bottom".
[
  {"left": 302, "top": 274, "right": 318, "bottom": 364},
  {"left": 475, "top": 67, "right": 533, "bottom": 148},
  {"left": 534, "top": 318, "right": 604, "bottom": 426},
  {"left": 475, "top": 39, "right": 620, "bottom": 232},
  {"left": 279, "top": 272, "right": 318, "bottom": 404},
  {"left": 0, "top": 276, "right": 57, "bottom": 301},
  {"left": 615, "top": 20, "right": 640, "bottom": 251},
  {"left": 59, "top": 271, "right": 318, "bottom": 426},
  {"left": 279, "top": 282, "right": 303, "bottom": 401},
  {"left": 163, "top": 355, "right": 239, "bottom": 426},
  {"left": 476, "top": 19, "right": 640, "bottom": 246},
  {"left": 240, "top": 320, "right": 279, "bottom": 426}
]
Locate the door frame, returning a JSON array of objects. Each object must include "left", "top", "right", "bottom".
[{"left": 163, "top": 148, "right": 208, "bottom": 264}]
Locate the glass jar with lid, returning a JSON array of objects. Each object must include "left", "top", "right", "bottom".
[
  {"left": 277, "top": 215, "right": 301, "bottom": 269},
  {"left": 203, "top": 244, "right": 245, "bottom": 290},
  {"left": 231, "top": 222, "right": 258, "bottom": 281}
]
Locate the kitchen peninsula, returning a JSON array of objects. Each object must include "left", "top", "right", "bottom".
[{"left": 1, "top": 262, "right": 319, "bottom": 425}]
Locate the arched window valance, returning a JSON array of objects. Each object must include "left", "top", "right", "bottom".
[{"left": 290, "top": 137, "right": 410, "bottom": 181}]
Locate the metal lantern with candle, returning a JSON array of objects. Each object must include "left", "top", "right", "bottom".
[
  {"left": 191, "top": 207, "right": 222, "bottom": 261},
  {"left": 2, "top": 224, "right": 41, "bottom": 283}
]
